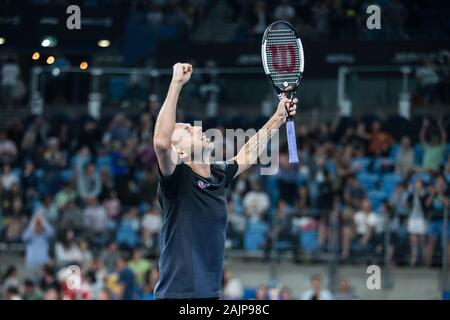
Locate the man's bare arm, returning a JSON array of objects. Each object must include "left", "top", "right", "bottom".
[
  {"left": 153, "top": 63, "right": 192, "bottom": 176},
  {"left": 232, "top": 97, "right": 298, "bottom": 177}
]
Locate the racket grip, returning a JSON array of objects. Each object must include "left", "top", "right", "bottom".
[{"left": 286, "top": 120, "right": 299, "bottom": 164}]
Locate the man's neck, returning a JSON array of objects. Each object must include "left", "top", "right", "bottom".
[{"left": 187, "top": 162, "right": 211, "bottom": 178}]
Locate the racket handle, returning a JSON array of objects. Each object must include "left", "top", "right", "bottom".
[{"left": 285, "top": 120, "right": 299, "bottom": 164}]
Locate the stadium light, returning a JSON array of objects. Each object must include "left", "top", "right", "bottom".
[
  {"left": 46, "top": 56, "right": 55, "bottom": 65},
  {"left": 80, "top": 61, "right": 89, "bottom": 70},
  {"left": 0, "top": 37, "right": 5, "bottom": 45},
  {"left": 32, "top": 52, "right": 40, "bottom": 60},
  {"left": 41, "top": 36, "right": 57, "bottom": 48},
  {"left": 97, "top": 39, "right": 110, "bottom": 48}
]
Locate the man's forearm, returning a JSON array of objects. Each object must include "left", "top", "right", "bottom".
[
  {"left": 154, "top": 81, "right": 182, "bottom": 147},
  {"left": 235, "top": 114, "right": 282, "bottom": 168}
]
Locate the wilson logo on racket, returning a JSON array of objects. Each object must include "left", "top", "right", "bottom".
[{"left": 268, "top": 44, "right": 296, "bottom": 73}]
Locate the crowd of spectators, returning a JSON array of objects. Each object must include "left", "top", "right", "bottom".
[
  {"left": 0, "top": 95, "right": 448, "bottom": 299},
  {"left": 229, "top": 0, "right": 449, "bottom": 41}
]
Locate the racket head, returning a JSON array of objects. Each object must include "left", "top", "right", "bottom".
[{"left": 261, "top": 21, "right": 304, "bottom": 96}]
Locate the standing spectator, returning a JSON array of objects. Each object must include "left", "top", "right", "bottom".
[
  {"left": 424, "top": 176, "right": 449, "bottom": 266},
  {"left": 0, "top": 130, "right": 18, "bottom": 165},
  {"left": 22, "top": 214, "right": 54, "bottom": 280},
  {"left": 407, "top": 179, "right": 428, "bottom": 266},
  {"left": 368, "top": 120, "right": 394, "bottom": 157},
  {"left": 116, "top": 254, "right": 137, "bottom": 300},
  {"left": 416, "top": 57, "right": 439, "bottom": 105},
  {"left": 395, "top": 136, "right": 415, "bottom": 178},
  {"left": 1, "top": 56, "right": 21, "bottom": 109},
  {"left": 420, "top": 118, "right": 447, "bottom": 173},
  {"left": 301, "top": 274, "right": 333, "bottom": 300}
]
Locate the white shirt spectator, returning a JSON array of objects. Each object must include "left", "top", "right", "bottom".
[
  {"left": 1, "top": 171, "right": 19, "bottom": 191},
  {"left": 354, "top": 210, "right": 379, "bottom": 235},
  {"left": 83, "top": 204, "right": 108, "bottom": 233},
  {"left": 55, "top": 242, "right": 82, "bottom": 266},
  {"left": 223, "top": 278, "right": 244, "bottom": 299},
  {"left": 0, "top": 138, "right": 18, "bottom": 163},
  {"left": 141, "top": 212, "right": 162, "bottom": 233},
  {"left": 243, "top": 190, "right": 270, "bottom": 219}
]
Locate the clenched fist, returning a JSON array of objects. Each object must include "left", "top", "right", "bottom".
[{"left": 172, "top": 63, "right": 193, "bottom": 85}]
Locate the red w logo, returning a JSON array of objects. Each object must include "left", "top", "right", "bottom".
[{"left": 269, "top": 44, "right": 296, "bottom": 73}]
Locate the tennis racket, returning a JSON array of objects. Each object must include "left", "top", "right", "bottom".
[{"left": 261, "top": 21, "right": 304, "bottom": 164}]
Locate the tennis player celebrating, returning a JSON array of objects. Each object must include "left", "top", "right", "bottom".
[{"left": 153, "top": 63, "right": 297, "bottom": 299}]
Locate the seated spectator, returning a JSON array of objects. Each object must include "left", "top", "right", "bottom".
[
  {"left": 334, "top": 277, "right": 357, "bottom": 300},
  {"left": 4, "top": 198, "right": 27, "bottom": 243},
  {"left": 222, "top": 268, "right": 243, "bottom": 299},
  {"left": 54, "top": 182, "right": 77, "bottom": 211},
  {"left": 420, "top": 118, "right": 447, "bottom": 173},
  {"left": 254, "top": 284, "right": 267, "bottom": 300},
  {"left": 141, "top": 206, "right": 161, "bottom": 250},
  {"left": 79, "top": 239, "right": 93, "bottom": 266},
  {"left": 395, "top": 136, "right": 415, "bottom": 178},
  {"left": 100, "top": 241, "right": 120, "bottom": 273},
  {"left": 116, "top": 207, "right": 140, "bottom": 249},
  {"left": 128, "top": 248, "right": 151, "bottom": 288},
  {"left": 1, "top": 164, "right": 19, "bottom": 192},
  {"left": 301, "top": 274, "right": 333, "bottom": 300},
  {"left": 77, "top": 162, "right": 101, "bottom": 203},
  {"left": 1, "top": 266, "right": 20, "bottom": 293},
  {"left": 22, "top": 214, "right": 54, "bottom": 280},
  {"left": 82, "top": 197, "right": 108, "bottom": 246},
  {"left": 22, "top": 279, "right": 43, "bottom": 300},
  {"left": 59, "top": 199, "right": 83, "bottom": 234},
  {"left": 243, "top": 180, "right": 270, "bottom": 222},
  {"left": 279, "top": 286, "right": 293, "bottom": 300},
  {"left": 103, "top": 190, "right": 121, "bottom": 219},
  {"left": 353, "top": 199, "right": 378, "bottom": 254},
  {"left": 55, "top": 229, "right": 82, "bottom": 268}
]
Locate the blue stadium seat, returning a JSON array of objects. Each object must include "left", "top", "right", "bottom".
[
  {"left": 242, "top": 288, "right": 256, "bottom": 300},
  {"left": 414, "top": 144, "right": 424, "bottom": 165},
  {"left": 367, "top": 190, "right": 387, "bottom": 211},
  {"left": 381, "top": 173, "right": 403, "bottom": 195},
  {"left": 60, "top": 169, "right": 73, "bottom": 182},
  {"left": 299, "top": 229, "right": 318, "bottom": 254},
  {"left": 412, "top": 172, "right": 431, "bottom": 184},
  {"left": 243, "top": 222, "right": 268, "bottom": 251},
  {"left": 389, "top": 144, "right": 400, "bottom": 162},
  {"left": 352, "top": 157, "right": 371, "bottom": 172},
  {"left": 357, "top": 172, "right": 380, "bottom": 190}
]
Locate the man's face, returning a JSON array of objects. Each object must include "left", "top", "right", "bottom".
[{"left": 172, "top": 123, "right": 214, "bottom": 162}]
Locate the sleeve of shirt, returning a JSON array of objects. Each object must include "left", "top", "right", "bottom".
[
  {"left": 219, "top": 160, "right": 239, "bottom": 188},
  {"left": 158, "top": 163, "right": 185, "bottom": 198}
]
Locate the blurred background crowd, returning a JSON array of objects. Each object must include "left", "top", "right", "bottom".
[{"left": 0, "top": 0, "right": 449, "bottom": 300}]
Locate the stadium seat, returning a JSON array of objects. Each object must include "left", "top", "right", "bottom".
[
  {"left": 367, "top": 190, "right": 387, "bottom": 211},
  {"left": 414, "top": 144, "right": 424, "bottom": 166},
  {"left": 60, "top": 169, "right": 73, "bottom": 182},
  {"left": 389, "top": 144, "right": 400, "bottom": 162},
  {"left": 381, "top": 174, "right": 403, "bottom": 195},
  {"left": 243, "top": 222, "right": 268, "bottom": 251},
  {"left": 412, "top": 172, "right": 431, "bottom": 184},
  {"left": 242, "top": 288, "right": 256, "bottom": 300},
  {"left": 352, "top": 157, "right": 371, "bottom": 172},
  {"left": 357, "top": 172, "right": 380, "bottom": 190},
  {"left": 299, "top": 229, "right": 318, "bottom": 254}
]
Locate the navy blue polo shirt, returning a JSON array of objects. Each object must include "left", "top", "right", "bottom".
[{"left": 154, "top": 160, "right": 238, "bottom": 299}]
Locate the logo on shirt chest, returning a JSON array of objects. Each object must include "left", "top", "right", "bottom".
[{"left": 197, "top": 180, "right": 211, "bottom": 189}]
